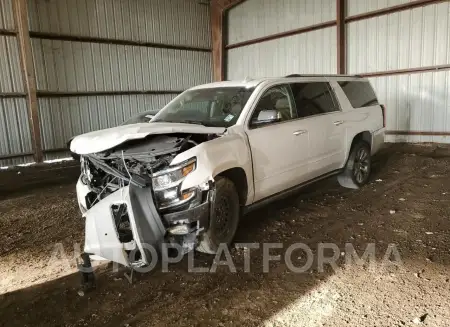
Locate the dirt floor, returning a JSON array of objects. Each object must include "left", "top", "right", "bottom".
[
  {"left": 1, "top": 144, "right": 450, "bottom": 327},
  {"left": 0, "top": 160, "right": 79, "bottom": 197}
]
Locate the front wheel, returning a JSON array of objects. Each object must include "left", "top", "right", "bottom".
[
  {"left": 338, "top": 141, "right": 372, "bottom": 189},
  {"left": 196, "top": 177, "right": 240, "bottom": 254}
]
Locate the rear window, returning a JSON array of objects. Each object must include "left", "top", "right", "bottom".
[
  {"left": 290, "top": 82, "right": 340, "bottom": 118},
  {"left": 338, "top": 81, "right": 379, "bottom": 108}
]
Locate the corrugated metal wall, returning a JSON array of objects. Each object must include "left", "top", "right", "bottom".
[
  {"left": 27, "top": 0, "right": 211, "bottom": 48},
  {"left": 227, "top": 27, "right": 337, "bottom": 79},
  {"left": 227, "top": 0, "right": 336, "bottom": 44},
  {"left": 226, "top": 0, "right": 450, "bottom": 143},
  {"left": 347, "top": 2, "right": 450, "bottom": 74},
  {"left": 31, "top": 0, "right": 212, "bottom": 161},
  {"left": 370, "top": 70, "right": 450, "bottom": 143},
  {"left": 0, "top": 36, "right": 23, "bottom": 94},
  {"left": 0, "top": 0, "right": 212, "bottom": 166},
  {"left": 31, "top": 40, "right": 211, "bottom": 93},
  {"left": 3, "top": 0, "right": 450, "bottom": 167},
  {"left": 226, "top": 0, "right": 337, "bottom": 80},
  {"left": 35, "top": 94, "right": 184, "bottom": 155},
  {"left": 0, "top": 0, "right": 32, "bottom": 166},
  {"left": 347, "top": 1, "right": 450, "bottom": 142},
  {"left": 38, "top": 94, "right": 174, "bottom": 151},
  {"left": 0, "top": 0, "right": 14, "bottom": 30},
  {"left": 0, "top": 98, "right": 34, "bottom": 166},
  {"left": 347, "top": 0, "right": 414, "bottom": 16}
]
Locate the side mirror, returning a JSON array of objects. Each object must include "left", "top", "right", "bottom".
[{"left": 252, "top": 109, "right": 280, "bottom": 126}]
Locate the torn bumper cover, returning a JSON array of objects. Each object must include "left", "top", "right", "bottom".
[
  {"left": 77, "top": 178, "right": 212, "bottom": 268},
  {"left": 71, "top": 128, "right": 225, "bottom": 285}
]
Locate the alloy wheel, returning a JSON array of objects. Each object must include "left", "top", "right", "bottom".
[{"left": 353, "top": 147, "right": 370, "bottom": 184}]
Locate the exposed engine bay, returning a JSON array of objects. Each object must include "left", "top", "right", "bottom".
[
  {"left": 80, "top": 133, "right": 209, "bottom": 206},
  {"left": 76, "top": 132, "right": 221, "bottom": 275}
]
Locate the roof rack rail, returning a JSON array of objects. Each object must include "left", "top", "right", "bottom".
[{"left": 285, "top": 74, "right": 363, "bottom": 78}]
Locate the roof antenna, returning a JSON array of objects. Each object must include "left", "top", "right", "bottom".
[{"left": 243, "top": 76, "right": 253, "bottom": 82}]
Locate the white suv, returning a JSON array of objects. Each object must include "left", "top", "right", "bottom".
[{"left": 70, "top": 75, "right": 385, "bottom": 279}]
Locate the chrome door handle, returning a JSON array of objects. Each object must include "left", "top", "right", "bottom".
[
  {"left": 293, "top": 130, "right": 307, "bottom": 136},
  {"left": 333, "top": 120, "right": 344, "bottom": 126}
]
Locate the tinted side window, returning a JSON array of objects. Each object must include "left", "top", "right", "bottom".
[
  {"left": 250, "top": 85, "right": 294, "bottom": 125},
  {"left": 290, "top": 82, "right": 339, "bottom": 118},
  {"left": 338, "top": 81, "right": 379, "bottom": 108}
]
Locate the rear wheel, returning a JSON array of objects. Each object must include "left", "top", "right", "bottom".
[
  {"left": 338, "top": 141, "right": 371, "bottom": 189},
  {"left": 197, "top": 177, "right": 240, "bottom": 254}
]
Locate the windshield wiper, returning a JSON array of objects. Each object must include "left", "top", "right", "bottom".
[
  {"left": 178, "top": 120, "right": 205, "bottom": 125},
  {"left": 154, "top": 119, "right": 206, "bottom": 126}
]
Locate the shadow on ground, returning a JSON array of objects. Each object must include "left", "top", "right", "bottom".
[{"left": 1, "top": 144, "right": 450, "bottom": 327}]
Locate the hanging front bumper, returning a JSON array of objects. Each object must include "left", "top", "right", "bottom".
[
  {"left": 76, "top": 177, "right": 212, "bottom": 267},
  {"left": 78, "top": 179, "right": 166, "bottom": 267}
]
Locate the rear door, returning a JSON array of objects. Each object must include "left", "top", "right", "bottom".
[
  {"left": 332, "top": 80, "right": 384, "bottom": 158},
  {"left": 289, "top": 82, "right": 345, "bottom": 177},
  {"left": 245, "top": 84, "right": 310, "bottom": 202}
]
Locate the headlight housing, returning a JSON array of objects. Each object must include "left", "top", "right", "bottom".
[
  {"left": 152, "top": 159, "right": 195, "bottom": 191},
  {"left": 152, "top": 158, "right": 198, "bottom": 210}
]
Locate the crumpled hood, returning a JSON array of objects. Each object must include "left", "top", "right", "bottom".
[{"left": 70, "top": 122, "right": 226, "bottom": 155}]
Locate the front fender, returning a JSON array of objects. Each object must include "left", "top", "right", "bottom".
[{"left": 170, "top": 133, "right": 254, "bottom": 205}]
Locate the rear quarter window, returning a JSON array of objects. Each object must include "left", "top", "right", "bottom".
[{"left": 338, "top": 81, "right": 379, "bottom": 108}]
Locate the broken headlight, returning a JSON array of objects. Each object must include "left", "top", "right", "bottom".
[{"left": 152, "top": 158, "right": 198, "bottom": 210}]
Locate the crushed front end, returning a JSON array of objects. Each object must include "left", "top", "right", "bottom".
[{"left": 75, "top": 134, "right": 215, "bottom": 279}]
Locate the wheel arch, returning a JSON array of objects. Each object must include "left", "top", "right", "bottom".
[
  {"left": 347, "top": 131, "right": 372, "bottom": 160},
  {"left": 216, "top": 167, "right": 248, "bottom": 206},
  {"left": 339, "top": 132, "right": 372, "bottom": 189}
]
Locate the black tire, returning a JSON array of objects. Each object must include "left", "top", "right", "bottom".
[
  {"left": 338, "top": 141, "right": 372, "bottom": 189},
  {"left": 197, "top": 177, "right": 240, "bottom": 254}
]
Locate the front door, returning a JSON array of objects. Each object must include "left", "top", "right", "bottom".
[{"left": 245, "top": 85, "right": 310, "bottom": 202}]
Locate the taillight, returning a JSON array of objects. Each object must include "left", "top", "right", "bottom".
[{"left": 380, "top": 105, "right": 386, "bottom": 128}]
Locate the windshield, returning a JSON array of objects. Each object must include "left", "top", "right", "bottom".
[{"left": 152, "top": 87, "right": 255, "bottom": 127}]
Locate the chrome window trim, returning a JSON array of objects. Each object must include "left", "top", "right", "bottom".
[{"left": 247, "top": 81, "right": 343, "bottom": 130}]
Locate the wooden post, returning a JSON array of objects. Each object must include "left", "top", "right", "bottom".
[
  {"left": 211, "top": 2, "right": 225, "bottom": 82},
  {"left": 211, "top": 0, "right": 246, "bottom": 82},
  {"left": 13, "top": 0, "right": 43, "bottom": 163},
  {"left": 337, "top": 0, "right": 346, "bottom": 74}
]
